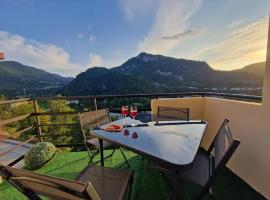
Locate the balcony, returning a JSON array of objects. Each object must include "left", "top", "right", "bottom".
[
  {"left": 0, "top": 90, "right": 269, "bottom": 199},
  {"left": 1, "top": 18, "right": 270, "bottom": 200}
]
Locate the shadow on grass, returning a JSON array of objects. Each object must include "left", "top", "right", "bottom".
[
  {"left": 38, "top": 152, "right": 89, "bottom": 175},
  {"left": 114, "top": 154, "right": 266, "bottom": 200},
  {"left": 114, "top": 155, "right": 170, "bottom": 200},
  {"left": 0, "top": 150, "right": 266, "bottom": 200}
]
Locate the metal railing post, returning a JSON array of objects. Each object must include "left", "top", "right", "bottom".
[
  {"left": 92, "top": 97, "right": 98, "bottom": 111},
  {"left": 33, "top": 99, "right": 43, "bottom": 142}
]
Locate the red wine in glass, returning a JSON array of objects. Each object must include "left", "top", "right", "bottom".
[
  {"left": 130, "top": 106, "right": 138, "bottom": 126},
  {"left": 130, "top": 107, "right": 137, "bottom": 118},
  {"left": 122, "top": 107, "right": 128, "bottom": 116},
  {"left": 121, "top": 106, "right": 128, "bottom": 126}
]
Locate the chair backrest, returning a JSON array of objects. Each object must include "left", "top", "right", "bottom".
[
  {"left": 0, "top": 165, "right": 100, "bottom": 200},
  {"left": 79, "top": 109, "right": 111, "bottom": 130},
  {"left": 209, "top": 119, "right": 240, "bottom": 169},
  {"left": 203, "top": 119, "right": 240, "bottom": 196},
  {"left": 156, "top": 106, "right": 189, "bottom": 122}
]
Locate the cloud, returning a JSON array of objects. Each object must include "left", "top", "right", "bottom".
[
  {"left": 0, "top": 31, "right": 87, "bottom": 77},
  {"left": 78, "top": 33, "right": 96, "bottom": 43},
  {"left": 87, "top": 54, "right": 103, "bottom": 67},
  {"left": 88, "top": 35, "right": 96, "bottom": 43},
  {"left": 227, "top": 19, "right": 246, "bottom": 29},
  {"left": 118, "top": 0, "right": 155, "bottom": 21},
  {"left": 78, "top": 33, "right": 83, "bottom": 39},
  {"left": 137, "top": 0, "right": 202, "bottom": 54},
  {"left": 193, "top": 17, "right": 268, "bottom": 70},
  {"left": 162, "top": 29, "right": 201, "bottom": 40}
]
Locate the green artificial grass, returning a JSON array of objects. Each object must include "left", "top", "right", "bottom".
[{"left": 0, "top": 150, "right": 266, "bottom": 200}]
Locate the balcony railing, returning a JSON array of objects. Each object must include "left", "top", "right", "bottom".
[{"left": 0, "top": 92, "right": 262, "bottom": 147}]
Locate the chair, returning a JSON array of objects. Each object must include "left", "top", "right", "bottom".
[
  {"left": 0, "top": 164, "right": 133, "bottom": 200},
  {"left": 146, "top": 106, "right": 190, "bottom": 171},
  {"left": 156, "top": 106, "right": 189, "bottom": 122},
  {"left": 79, "top": 109, "right": 130, "bottom": 167},
  {"left": 181, "top": 119, "right": 240, "bottom": 199}
]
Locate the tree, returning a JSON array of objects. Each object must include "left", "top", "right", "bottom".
[
  {"left": 45, "top": 100, "right": 81, "bottom": 149},
  {"left": 0, "top": 96, "right": 41, "bottom": 140}
]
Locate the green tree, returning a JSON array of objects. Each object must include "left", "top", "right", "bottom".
[
  {"left": 45, "top": 100, "right": 81, "bottom": 150},
  {"left": 0, "top": 96, "right": 41, "bottom": 140}
]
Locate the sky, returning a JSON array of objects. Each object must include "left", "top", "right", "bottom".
[{"left": 0, "top": 0, "right": 269, "bottom": 77}]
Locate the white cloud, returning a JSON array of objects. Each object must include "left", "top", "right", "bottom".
[
  {"left": 0, "top": 31, "right": 88, "bottom": 77},
  {"left": 118, "top": 0, "right": 155, "bottom": 21},
  {"left": 227, "top": 19, "right": 246, "bottom": 29},
  {"left": 78, "top": 33, "right": 83, "bottom": 39},
  {"left": 88, "top": 35, "right": 96, "bottom": 43},
  {"left": 137, "top": 0, "right": 202, "bottom": 54},
  {"left": 193, "top": 17, "right": 268, "bottom": 70},
  {"left": 78, "top": 33, "right": 96, "bottom": 43},
  {"left": 87, "top": 54, "right": 103, "bottom": 67}
]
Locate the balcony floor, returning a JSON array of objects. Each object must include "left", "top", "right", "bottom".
[{"left": 0, "top": 150, "right": 266, "bottom": 200}]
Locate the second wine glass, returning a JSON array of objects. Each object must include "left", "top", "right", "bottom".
[
  {"left": 130, "top": 106, "right": 138, "bottom": 126},
  {"left": 121, "top": 105, "right": 129, "bottom": 126}
]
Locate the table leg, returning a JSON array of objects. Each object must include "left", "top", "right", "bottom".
[
  {"left": 99, "top": 139, "right": 104, "bottom": 166},
  {"left": 172, "top": 170, "right": 182, "bottom": 200}
]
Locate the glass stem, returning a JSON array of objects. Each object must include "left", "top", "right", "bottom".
[{"left": 132, "top": 116, "right": 136, "bottom": 127}]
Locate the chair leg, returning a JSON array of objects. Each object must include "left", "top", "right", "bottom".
[
  {"left": 91, "top": 149, "right": 116, "bottom": 165},
  {"left": 106, "top": 148, "right": 116, "bottom": 158},
  {"left": 86, "top": 144, "right": 98, "bottom": 164},
  {"left": 209, "top": 186, "right": 214, "bottom": 199},
  {"left": 85, "top": 143, "right": 93, "bottom": 160},
  {"left": 89, "top": 149, "right": 99, "bottom": 164},
  {"left": 146, "top": 160, "right": 150, "bottom": 172},
  {"left": 209, "top": 193, "right": 215, "bottom": 200},
  {"left": 119, "top": 148, "right": 130, "bottom": 168},
  {"left": 128, "top": 175, "right": 134, "bottom": 200},
  {"left": 167, "top": 190, "right": 174, "bottom": 200},
  {"left": 196, "top": 186, "right": 214, "bottom": 200},
  {"left": 170, "top": 170, "right": 182, "bottom": 200}
]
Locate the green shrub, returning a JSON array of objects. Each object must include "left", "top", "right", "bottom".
[{"left": 24, "top": 142, "right": 56, "bottom": 170}]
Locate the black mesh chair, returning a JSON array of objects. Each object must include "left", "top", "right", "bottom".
[
  {"left": 79, "top": 109, "right": 130, "bottom": 167},
  {"left": 146, "top": 106, "right": 190, "bottom": 171},
  {"left": 181, "top": 119, "right": 240, "bottom": 199},
  {"left": 156, "top": 106, "right": 189, "bottom": 122},
  {"left": 0, "top": 164, "right": 133, "bottom": 200}
]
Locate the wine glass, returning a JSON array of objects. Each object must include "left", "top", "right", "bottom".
[
  {"left": 121, "top": 105, "right": 129, "bottom": 126},
  {"left": 130, "top": 106, "right": 138, "bottom": 126}
]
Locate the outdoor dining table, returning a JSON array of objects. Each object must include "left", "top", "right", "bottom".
[{"left": 91, "top": 116, "right": 207, "bottom": 199}]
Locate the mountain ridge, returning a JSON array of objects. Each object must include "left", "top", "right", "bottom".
[
  {"left": 0, "top": 61, "right": 73, "bottom": 97},
  {"left": 234, "top": 62, "right": 265, "bottom": 77},
  {"left": 62, "top": 52, "right": 264, "bottom": 96},
  {"left": 0, "top": 53, "right": 265, "bottom": 97}
]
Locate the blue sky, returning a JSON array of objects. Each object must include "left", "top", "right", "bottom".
[{"left": 0, "top": 0, "right": 269, "bottom": 76}]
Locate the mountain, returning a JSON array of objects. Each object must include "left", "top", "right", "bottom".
[
  {"left": 0, "top": 61, "right": 73, "bottom": 97},
  {"left": 113, "top": 53, "right": 263, "bottom": 89},
  {"left": 235, "top": 62, "right": 265, "bottom": 77},
  {"left": 61, "top": 67, "right": 164, "bottom": 95},
  {"left": 62, "top": 52, "right": 263, "bottom": 96}
]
